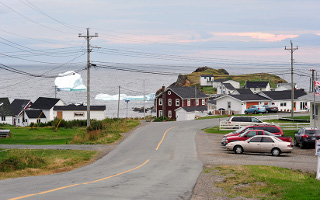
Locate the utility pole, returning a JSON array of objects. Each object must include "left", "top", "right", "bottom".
[
  {"left": 117, "top": 86, "right": 120, "bottom": 118},
  {"left": 143, "top": 80, "right": 146, "bottom": 119},
  {"left": 79, "top": 28, "right": 98, "bottom": 127},
  {"left": 285, "top": 40, "right": 298, "bottom": 119}
]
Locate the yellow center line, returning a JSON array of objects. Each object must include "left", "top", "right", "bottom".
[
  {"left": 155, "top": 126, "right": 176, "bottom": 151},
  {"left": 9, "top": 159, "right": 150, "bottom": 200}
]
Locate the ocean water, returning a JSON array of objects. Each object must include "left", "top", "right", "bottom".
[{"left": 0, "top": 65, "right": 308, "bottom": 118}]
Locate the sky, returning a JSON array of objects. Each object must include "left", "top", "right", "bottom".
[{"left": 1, "top": 0, "right": 320, "bottom": 78}]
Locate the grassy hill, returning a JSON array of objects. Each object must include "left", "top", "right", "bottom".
[{"left": 172, "top": 67, "right": 287, "bottom": 94}]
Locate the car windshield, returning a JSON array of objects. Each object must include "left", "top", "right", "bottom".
[
  {"left": 235, "top": 126, "right": 247, "bottom": 134},
  {"left": 305, "top": 130, "right": 320, "bottom": 134},
  {"left": 263, "top": 131, "right": 276, "bottom": 136},
  {"left": 239, "top": 129, "right": 250, "bottom": 137}
]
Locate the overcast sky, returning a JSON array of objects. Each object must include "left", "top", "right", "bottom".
[{"left": 1, "top": 0, "right": 320, "bottom": 76}]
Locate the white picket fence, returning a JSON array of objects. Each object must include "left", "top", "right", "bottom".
[{"left": 219, "top": 115, "right": 310, "bottom": 130}]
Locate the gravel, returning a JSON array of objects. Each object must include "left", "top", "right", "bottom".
[{"left": 191, "top": 130, "right": 318, "bottom": 200}]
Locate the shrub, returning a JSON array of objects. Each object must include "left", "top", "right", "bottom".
[
  {"left": 86, "top": 120, "right": 103, "bottom": 131},
  {"left": 153, "top": 116, "right": 171, "bottom": 122}
]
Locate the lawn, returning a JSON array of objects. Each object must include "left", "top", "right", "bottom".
[
  {"left": 210, "top": 165, "right": 320, "bottom": 200},
  {"left": 0, "top": 119, "right": 141, "bottom": 145},
  {"left": 0, "top": 149, "right": 98, "bottom": 180},
  {"left": 0, "top": 126, "right": 80, "bottom": 145}
]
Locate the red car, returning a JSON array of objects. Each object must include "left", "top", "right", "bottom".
[{"left": 222, "top": 129, "right": 292, "bottom": 145}]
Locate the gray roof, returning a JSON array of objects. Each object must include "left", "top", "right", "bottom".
[
  {"left": 200, "top": 74, "right": 214, "bottom": 77},
  {"left": 11, "top": 99, "right": 31, "bottom": 116},
  {"left": 25, "top": 109, "right": 46, "bottom": 119},
  {"left": 30, "top": 97, "right": 60, "bottom": 110},
  {"left": 245, "top": 81, "right": 269, "bottom": 88},
  {"left": 54, "top": 105, "right": 106, "bottom": 111},
  {"left": 168, "top": 86, "right": 208, "bottom": 99},
  {"left": 213, "top": 79, "right": 229, "bottom": 83},
  {"left": 235, "top": 89, "right": 253, "bottom": 94},
  {"left": 260, "top": 90, "right": 307, "bottom": 100},
  {"left": 222, "top": 83, "right": 235, "bottom": 90},
  {"left": 298, "top": 93, "right": 320, "bottom": 102},
  {"left": 178, "top": 106, "right": 207, "bottom": 112},
  {"left": 230, "top": 94, "right": 270, "bottom": 101},
  {"left": 0, "top": 98, "right": 14, "bottom": 116}
]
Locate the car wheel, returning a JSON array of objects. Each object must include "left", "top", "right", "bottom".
[
  {"left": 254, "top": 110, "right": 257, "bottom": 114},
  {"left": 271, "top": 148, "right": 281, "bottom": 156},
  {"left": 245, "top": 111, "right": 248, "bottom": 114},
  {"left": 234, "top": 145, "right": 243, "bottom": 154},
  {"left": 294, "top": 139, "right": 299, "bottom": 147}
]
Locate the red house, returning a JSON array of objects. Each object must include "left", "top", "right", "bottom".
[{"left": 155, "top": 86, "right": 208, "bottom": 120}]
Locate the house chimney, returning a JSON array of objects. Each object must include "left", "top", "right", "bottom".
[{"left": 162, "top": 85, "right": 165, "bottom": 91}]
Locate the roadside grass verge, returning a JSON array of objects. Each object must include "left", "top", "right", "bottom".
[
  {"left": 210, "top": 165, "right": 320, "bottom": 200},
  {"left": 0, "top": 149, "right": 98, "bottom": 180},
  {"left": 71, "top": 118, "right": 140, "bottom": 144},
  {"left": 0, "top": 119, "right": 141, "bottom": 145}
]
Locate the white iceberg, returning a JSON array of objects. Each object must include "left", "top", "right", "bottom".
[
  {"left": 55, "top": 71, "right": 86, "bottom": 91},
  {"left": 95, "top": 93, "right": 155, "bottom": 101}
]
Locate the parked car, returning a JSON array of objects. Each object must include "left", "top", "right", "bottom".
[
  {"left": 294, "top": 127, "right": 320, "bottom": 148},
  {"left": 226, "top": 135, "right": 293, "bottom": 156},
  {"left": 222, "top": 129, "right": 292, "bottom": 146},
  {"left": 224, "top": 116, "right": 267, "bottom": 128},
  {"left": 263, "top": 105, "right": 278, "bottom": 113},
  {"left": 221, "top": 124, "right": 284, "bottom": 145},
  {"left": 244, "top": 105, "right": 267, "bottom": 114}
]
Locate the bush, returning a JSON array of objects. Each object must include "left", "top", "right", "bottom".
[
  {"left": 153, "top": 116, "right": 171, "bottom": 122},
  {"left": 86, "top": 120, "right": 103, "bottom": 131},
  {"left": 0, "top": 150, "right": 46, "bottom": 172}
]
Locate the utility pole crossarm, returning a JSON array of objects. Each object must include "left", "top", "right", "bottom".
[{"left": 78, "top": 28, "right": 98, "bottom": 127}]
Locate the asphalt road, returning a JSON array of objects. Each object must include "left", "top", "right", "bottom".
[{"left": 0, "top": 119, "right": 219, "bottom": 200}]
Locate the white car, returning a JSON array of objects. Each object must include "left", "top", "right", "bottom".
[{"left": 226, "top": 135, "right": 293, "bottom": 156}]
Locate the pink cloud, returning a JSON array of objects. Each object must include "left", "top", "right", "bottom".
[{"left": 215, "top": 32, "right": 298, "bottom": 42}]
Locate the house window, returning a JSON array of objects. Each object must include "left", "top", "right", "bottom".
[
  {"left": 168, "top": 110, "right": 172, "bottom": 118},
  {"left": 176, "top": 99, "right": 180, "bottom": 106},
  {"left": 18, "top": 119, "right": 20, "bottom": 123},
  {"left": 187, "top": 99, "right": 191, "bottom": 106},
  {"left": 202, "top": 99, "right": 205, "bottom": 105},
  {"left": 300, "top": 102, "right": 308, "bottom": 110},
  {"left": 196, "top": 99, "right": 199, "bottom": 106},
  {"left": 37, "top": 119, "right": 41, "bottom": 123},
  {"left": 159, "top": 98, "right": 163, "bottom": 106},
  {"left": 168, "top": 99, "right": 172, "bottom": 106},
  {"left": 280, "top": 103, "right": 287, "bottom": 107},
  {"left": 74, "top": 112, "right": 84, "bottom": 117},
  {"left": 227, "top": 102, "right": 231, "bottom": 109},
  {"left": 168, "top": 91, "right": 171, "bottom": 95},
  {"left": 1, "top": 116, "right": 5, "bottom": 121},
  {"left": 159, "top": 110, "right": 163, "bottom": 117}
]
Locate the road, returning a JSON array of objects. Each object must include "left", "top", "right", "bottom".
[{"left": 0, "top": 119, "right": 218, "bottom": 200}]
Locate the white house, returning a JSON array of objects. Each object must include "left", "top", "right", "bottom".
[
  {"left": 53, "top": 104, "right": 106, "bottom": 121},
  {"left": 275, "top": 83, "right": 297, "bottom": 91},
  {"left": 0, "top": 98, "right": 14, "bottom": 125},
  {"left": 24, "top": 109, "right": 47, "bottom": 126},
  {"left": 200, "top": 75, "right": 214, "bottom": 86},
  {"left": 217, "top": 83, "right": 236, "bottom": 95},
  {"left": 175, "top": 106, "right": 208, "bottom": 121},
  {"left": 258, "top": 90, "right": 308, "bottom": 112},
  {"left": 11, "top": 99, "right": 32, "bottom": 126},
  {"left": 215, "top": 94, "right": 270, "bottom": 114},
  {"left": 245, "top": 81, "right": 271, "bottom": 93},
  {"left": 29, "top": 97, "right": 65, "bottom": 121}
]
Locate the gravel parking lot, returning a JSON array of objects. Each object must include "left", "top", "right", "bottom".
[{"left": 191, "top": 130, "right": 318, "bottom": 200}]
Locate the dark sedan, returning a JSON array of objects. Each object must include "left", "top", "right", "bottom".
[
  {"left": 294, "top": 127, "right": 320, "bottom": 148},
  {"left": 263, "top": 105, "right": 278, "bottom": 113}
]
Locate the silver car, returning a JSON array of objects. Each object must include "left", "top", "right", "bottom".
[{"left": 226, "top": 135, "right": 293, "bottom": 156}]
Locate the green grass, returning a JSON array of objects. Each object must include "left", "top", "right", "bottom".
[
  {"left": 197, "top": 115, "right": 230, "bottom": 120},
  {"left": 203, "top": 126, "right": 231, "bottom": 134},
  {"left": 199, "top": 86, "right": 217, "bottom": 94},
  {"left": 0, "top": 149, "right": 98, "bottom": 179},
  {"left": 0, "top": 126, "right": 79, "bottom": 145},
  {"left": 0, "top": 119, "right": 141, "bottom": 145},
  {"left": 213, "top": 165, "right": 320, "bottom": 200}
]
